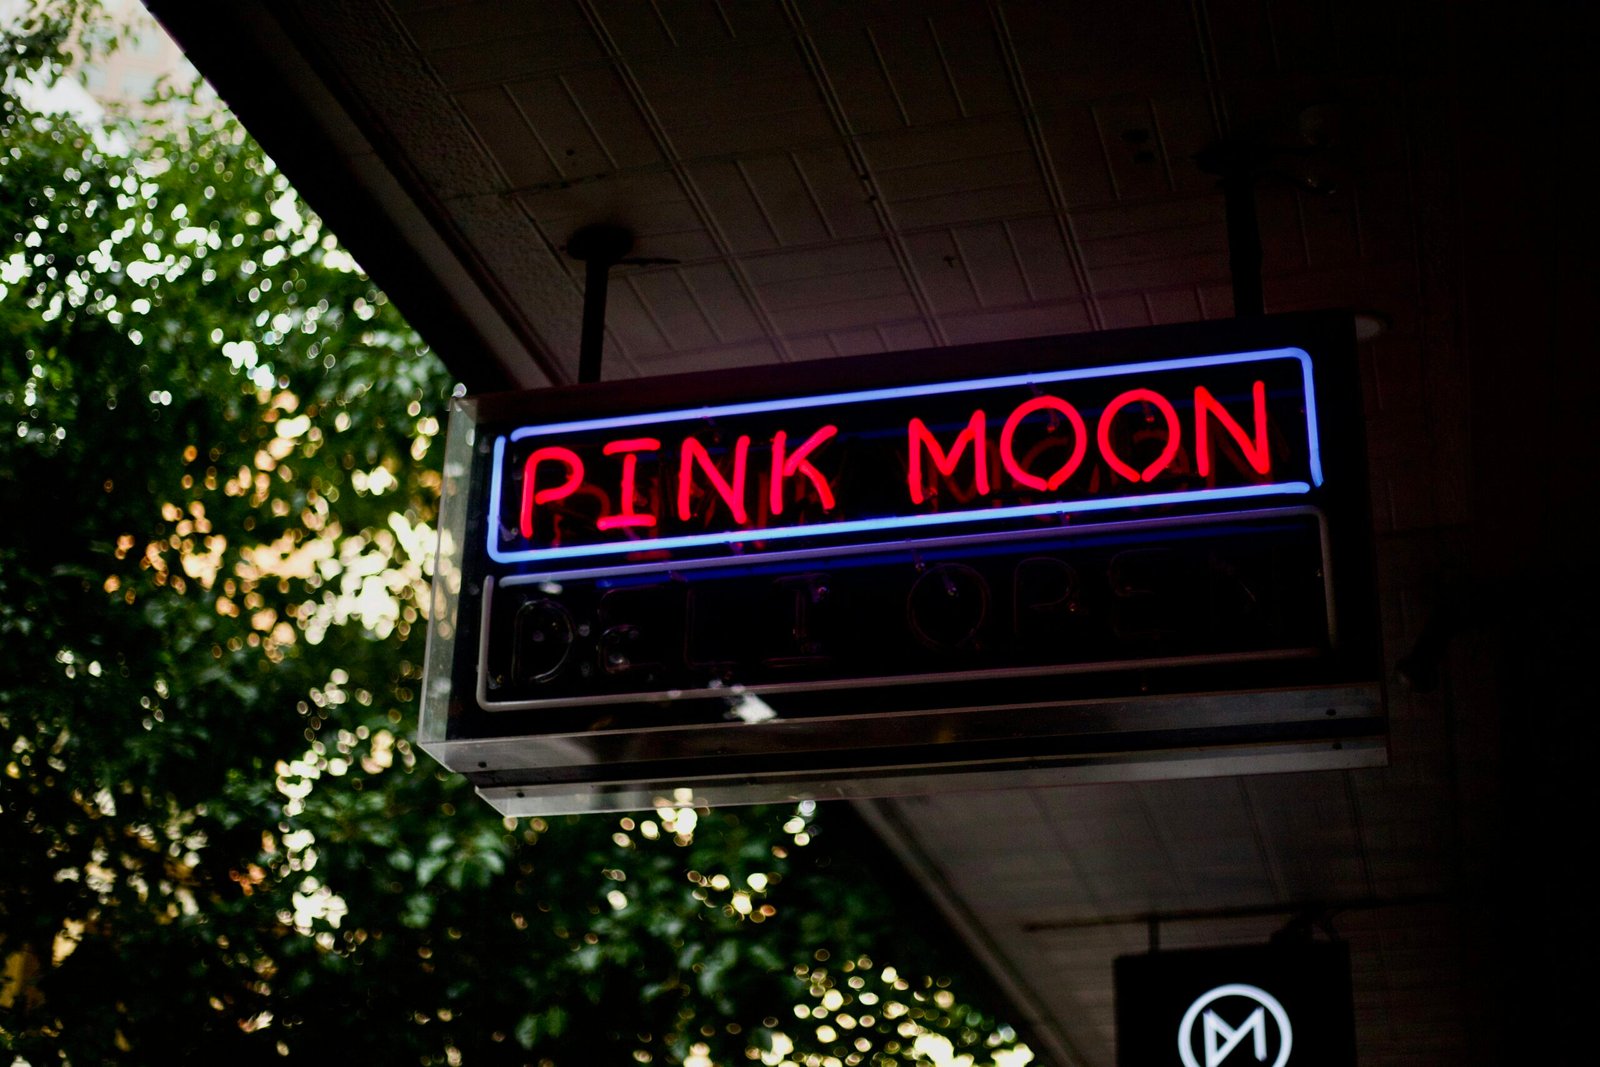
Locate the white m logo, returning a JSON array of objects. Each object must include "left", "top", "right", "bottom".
[
  {"left": 1178, "top": 984, "right": 1292, "bottom": 1067},
  {"left": 1202, "top": 1005, "right": 1267, "bottom": 1066}
]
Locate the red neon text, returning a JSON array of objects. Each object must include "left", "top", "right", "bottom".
[
  {"left": 596, "top": 437, "right": 660, "bottom": 530},
  {"left": 1195, "top": 381, "right": 1269, "bottom": 476},
  {"left": 908, "top": 411, "right": 989, "bottom": 504},
  {"left": 771, "top": 425, "right": 839, "bottom": 515},
  {"left": 514, "top": 380, "right": 1274, "bottom": 545},
  {"left": 518, "top": 428, "right": 840, "bottom": 545},
  {"left": 679, "top": 435, "right": 752, "bottom": 525},
  {"left": 1001, "top": 395, "right": 1087, "bottom": 491},
  {"left": 520, "top": 446, "right": 584, "bottom": 540},
  {"left": 1097, "top": 388, "right": 1182, "bottom": 483}
]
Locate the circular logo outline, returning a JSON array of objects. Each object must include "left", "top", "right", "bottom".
[{"left": 1177, "top": 983, "right": 1293, "bottom": 1067}]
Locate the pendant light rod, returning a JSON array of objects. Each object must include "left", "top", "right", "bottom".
[
  {"left": 566, "top": 224, "right": 635, "bottom": 385},
  {"left": 1196, "top": 140, "right": 1271, "bottom": 318}
]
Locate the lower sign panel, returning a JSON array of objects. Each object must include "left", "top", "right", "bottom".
[
  {"left": 427, "top": 508, "right": 1382, "bottom": 813},
  {"left": 477, "top": 510, "right": 1333, "bottom": 712}
]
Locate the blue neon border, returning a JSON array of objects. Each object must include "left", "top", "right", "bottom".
[{"left": 484, "top": 347, "right": 1323, "bottom": 566}]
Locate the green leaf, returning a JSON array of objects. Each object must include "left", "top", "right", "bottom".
[
  {"left": 515, "top": 1013, "right": 540, "bottom": 1050},
  {"left": 0, "top": 14, "right": 1026, "bottom": 1062}
]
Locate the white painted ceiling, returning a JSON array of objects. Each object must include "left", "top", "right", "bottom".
[
  {"left": 146, "top": 1, "right": 1530, "bottom": 1063},
  {"left": 205, "top": 0, "right": 1445, "bottom": 393}
]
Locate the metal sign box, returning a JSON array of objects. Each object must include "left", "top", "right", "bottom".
[{"left": 419, "top": 312, "right": 1384, "bottom": 814}]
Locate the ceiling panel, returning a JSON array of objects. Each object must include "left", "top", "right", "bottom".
[
  {"left": 938, "top": 299, "right": 1094, "bottom": 345},
  {"left": 672, "top": 262, "right": 771, "bottom": 345},
  {"left": 453, "top": 84, "right": 558, "bottom": 187},
  {"left": 623, "top": 267, "right": 722, "bottom": 350},
  {"left": 1143, "top": 285, "right": 1206, "bottom": 325},
  {"left": 412, "top": 2, "right": 603, "bottom": 89},
  {"left": 685, "top": 158, "right": 790, "bottom": 252},
  {"left": 1000, "top": 215, "right": 1086, "bottom": 303},
  {"left": 508, "top": 68, "right": 664, "bottom": 179},
  {"left": 730, "top": 147, "right": 881, "bottom": 247},
  {"left": 635, "top": 44, "right": 838, "bottom": 158},
  {"left": 1000, "top": 1, "right": 1209, "bottom": 101}
]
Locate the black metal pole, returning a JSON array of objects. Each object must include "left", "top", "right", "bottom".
[
  {"left": 1196, "top": 141, "right": 1267, "bottom": 318},
  {"left": 578, "top": 255, "right": 610, "bottom": 385},
  {"left": 1221, "top": 173, "right": 1264, "bottom": 318},
  {"left": 566, "top": 224, "right": 635, "bottom": 385}
]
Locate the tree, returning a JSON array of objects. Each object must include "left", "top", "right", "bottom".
[{"left": 0, "top": 8, "right": 1031, "bottom": 1067}]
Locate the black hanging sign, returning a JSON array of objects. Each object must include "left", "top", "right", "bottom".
[{"left": 1115, "top": 942, "right": 1357, "bottom": 1067}]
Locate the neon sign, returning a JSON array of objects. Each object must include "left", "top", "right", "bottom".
[
  {"left": 419, "top": 313, "right": 1384, "bottom": 815},
  {"left": 485, "top": 348, "right": 1321, "bottom": 573}
]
